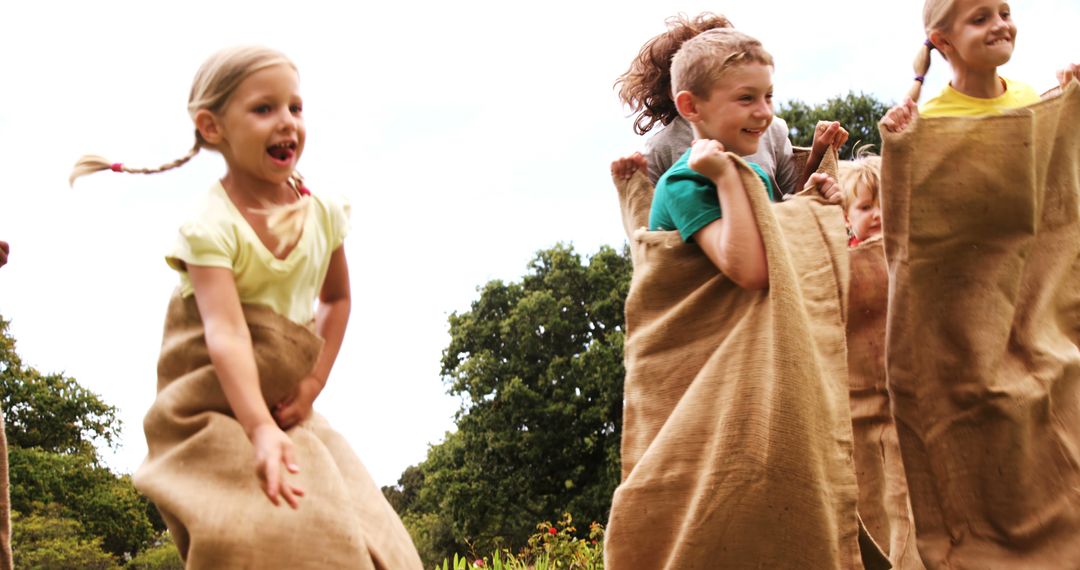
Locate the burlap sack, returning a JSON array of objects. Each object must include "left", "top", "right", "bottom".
[
  {"left": 606, "top": 153, "right": 884, "bottom": 569},
  {"left": 133, "top": 294, "right": 423, "bottom": 570},
  {"left": 879, "top": 80, "right": 1080, "bottom": 568},
  {"left": 0, "top": 411, "right": 12, "bottom": 570},
  {"left": 847, "top": 236, "right": 923, "bottom": 570}
]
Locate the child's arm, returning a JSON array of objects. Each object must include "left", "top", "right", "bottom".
[
  {"left": 1058, "top": 64, "right": 1080, "bottom": 89},
  {"left": 273, "top": 245, "right": 352, "bottom": 430},
  {"left": 611, "top": 152, "right": 648, "bottom": 181},
  {"left": 188, "top": 264, "right": 304, "bottom": 509},
  {"left": 804, "top": 172, "right": 843, "bottom": 204},
  {"left": 688, "top": 139, "right": 769, "bottom": 290},
  {"left": 880, "top": 98, "right": 919, "bottom": 134},
  {"left": 795, "top": 122, "right": 848, "bottom": 192}
]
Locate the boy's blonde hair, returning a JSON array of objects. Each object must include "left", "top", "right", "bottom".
[
  {"left": 839, "top": 151, "right": 882, "bottom": 210},
  {"left": 70, "top": 46, "right": 298, "bottom": 185},
  {"left": 616, "top": 12, "right": 735, "bottom": 135},
  {"left": 910, "top": 0, "right": 960, "bottom": 101},
  {"left": 670, "top": 28, "right": 773, "bottom": 100}
]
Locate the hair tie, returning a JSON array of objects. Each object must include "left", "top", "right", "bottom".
[
  {"left": 914, "top": 75, "right": 926, "bottom": 83},
  {"left": 299, "top": 185, "right": 311, "bottom": 196},
  {"left": 924, "top": 39, "right": 935, "bottom": 51},
  {"left": 110, "top": 163, "right": 124, "bottom": 172}
]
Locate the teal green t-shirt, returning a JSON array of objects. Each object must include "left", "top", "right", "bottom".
[{"left": 649, "top": 148, "right": 778, "bottom": 242}]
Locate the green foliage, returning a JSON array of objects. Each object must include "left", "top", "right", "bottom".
[
  {"left": 8, "top": 447, "right": 156, "bottom": 556},
  {"left": 777, "top": 91, "right": 893, "bottom": 158},
  {"left": 125, "top": 533, "right": 184, "bottom": 570},
  {"left": 438, "top": 513, "right": 605, "bottom": 570},
  {"left": 386, "top": 244, "right": 631, "bottom": 564},
  {"left": 0, "top": 319, "right": 120, "bottom": 455},
  {"left": 1, "top": 315, "right": 160, "bottom": 561},
  {"left": 403, "top": 510, "right": 460, "bottom": 568},
  {"left": 11, "top": 506, "right": 121, "bottom": 570}
]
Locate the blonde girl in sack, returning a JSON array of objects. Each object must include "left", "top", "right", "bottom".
[
  {"left": 881, "top": 0, "right": 1080, "bottom": 132},
  {"left": 71, "top": 46, "right": 422, "bottom": 569}
]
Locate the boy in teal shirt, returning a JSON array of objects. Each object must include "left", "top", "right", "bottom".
[{"left": 641, "top": 28, "right": 840, "bottom": 290}]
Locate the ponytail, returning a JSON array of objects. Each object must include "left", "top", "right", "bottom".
[
  {"left": 69, "top": 142, "right": 202, "bottom": 187},
  {"left": 908, "top": 39, "right": 934, "bottom": 102}
]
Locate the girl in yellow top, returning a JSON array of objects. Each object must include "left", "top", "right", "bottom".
[
  {"left": 881, "top": 0, "right": 1079, "bottom": 132},
  {"left": 72, "top": 45, "right": 346, "bottom": 510},
  {"left": 70, "top": 47, "right": 424, "bottom": 569}
]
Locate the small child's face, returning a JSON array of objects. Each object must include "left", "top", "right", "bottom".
[
  {"left": 847, "top": 183, "right": 882, "bottom": 241},
  {"left": 215, "top": 64, "right": 306, "bottom": 188},
  {"left": 689, "top": 62, "right": 774, "bottom": 156},
  {"left": 938, "top": 0, "right": 1016, "bottom": 71}
]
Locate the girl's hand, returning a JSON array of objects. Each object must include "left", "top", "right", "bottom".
[
  {"left": 806, "top": 173, "right": 843, "bottom": 205},
  {"left": 812, "top": 121, "right": 849, "bottom": 152},
  {"left": 610, "top": 152, "right": 647, "bottom": 181},
  {"left": 273, "top": 376, "right": 322, "bottom": 430},
  {"left": 1058, "top": 64, "right": 1080, "bottom": 88},
  {"left": 688, "top": 139, "right": 734, "bottom": 181},
  {"left": 881, "top": 98, "right": 918, "bottom": 134},
  {"left": 250, "top": 423, "right": 304, "bottom": 508}
]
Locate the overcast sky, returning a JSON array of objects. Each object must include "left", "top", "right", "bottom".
[{"left": 1, "top": 0, "right": 1077, "bottom": 487}]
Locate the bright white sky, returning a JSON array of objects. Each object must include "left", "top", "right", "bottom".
[{"left": 1, "top": 1, "right": 1076, "bottom": 487}]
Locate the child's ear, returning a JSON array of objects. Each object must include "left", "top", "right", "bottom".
[
  {"left": 674, "top": 91, "right": 700, "bottom": 122},
  {"left": 194, "top": 109, "right": 224, "bottom": 146},
  {"left": 928, "top": 30, "right": 950, "bottom": 57}
]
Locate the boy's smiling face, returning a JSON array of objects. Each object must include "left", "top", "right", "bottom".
[{"left": 682, "top": 62, "right": 774, "bottom": 156}]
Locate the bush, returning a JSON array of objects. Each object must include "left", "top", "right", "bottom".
[
  {"left": 438, "top": 513, "right": 604, "bottom": 570},
  {"left": 125, "top": 533, "right": 184, "bottom": 570},
  {"left": 12, "top": 507, "right": 120, "bottom": 570}
]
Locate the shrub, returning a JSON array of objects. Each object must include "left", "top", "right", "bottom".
[{"left": 438, "top": 513, "right": 604, "bottom": 570}]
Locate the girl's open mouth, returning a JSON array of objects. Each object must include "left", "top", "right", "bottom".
[{"left": 267, "top": 142, "right": 297, "bottom": 164}]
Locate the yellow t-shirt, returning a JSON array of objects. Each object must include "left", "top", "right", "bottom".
[
  {"left": 166, "top": 182, "right": 350, "bottom": 324},
  {"left": 920, "top": 77, "right": 1041, "bottom": 117}
]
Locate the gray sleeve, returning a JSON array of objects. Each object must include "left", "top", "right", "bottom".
[
  {"left": 769, "top": 117, "right": 799, "bottom": 195},
  {"left": 643, "top": 117, "right": 693, "bottom": 185}
]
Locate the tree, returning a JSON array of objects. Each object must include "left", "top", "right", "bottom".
[
  {"left": 11, "top": 507, "right": 120, "bottom": 570},
  {"left": 0, "top": 317, "right": 160, "bottom": 561},
  {"left": 777, "top": 91, "right": 893, "bottom": 158},
  {"left": 0, "top": 320, "right": 120, "bottom": 455},
  {"left": 386, "top": 244, "right": 631, "bottom": 564}
]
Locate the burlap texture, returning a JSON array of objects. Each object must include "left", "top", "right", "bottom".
[
  {"left": 134, "top": 293, "right": 422, "bottom": 570},
  {"left": 880, "top": 80, "right": 1080, "bottom": 568},
  {"left": 0, "top": 411, "right": 11, "bottom": 570},
  {"left": 606, "top": 153, "right": 878, "bottom": 569},
  {"left": 847, "top": 236, "right": 923, "bottom": 570}
]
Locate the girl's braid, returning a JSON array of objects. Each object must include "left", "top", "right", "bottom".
[{"left": 69, "top": 144, "right": 201, "bottom": 186}]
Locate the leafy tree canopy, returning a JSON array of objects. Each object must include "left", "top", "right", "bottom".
[
  {"left": 0, "top": 318, "right": 120, "bottom": 455},
  {"left": 385, "top": 244, "right": 631, "bottom": 564},
  {"left": 1, "top": 316, "right": 160, "bottom": 560},
  {"left": 777, "top": 91, "right": 893, "bottom": 159}
]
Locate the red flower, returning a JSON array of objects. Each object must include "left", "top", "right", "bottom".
[{"left": 548, "top": 527, "right": 558, "bottom": 535}]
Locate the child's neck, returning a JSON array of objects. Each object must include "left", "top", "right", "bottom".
[
  {"left": 220, "top": 171, "right": 297, "bottom": 208},
  {"left": 950, "top": 67, "right": 1006, "bottom": 99}
]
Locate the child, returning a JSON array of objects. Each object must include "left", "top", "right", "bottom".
[
  {"left": 70, "top": 46, "right": 422, "bottom": 569},
  {"left": 881, "top": 0, "right": 1080, "bottom": 132},
  {"left": 838, "top": 153, "right": 883, "bottom": 247},
  {"left": 639, "top": 28, "right": 841, "bottom": 290},
  {"left": 607, "top": 28, "right": 877, "bottom": 568},
  {"left": 615, "top": 12, "right": 848, "bottom": 194}
]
